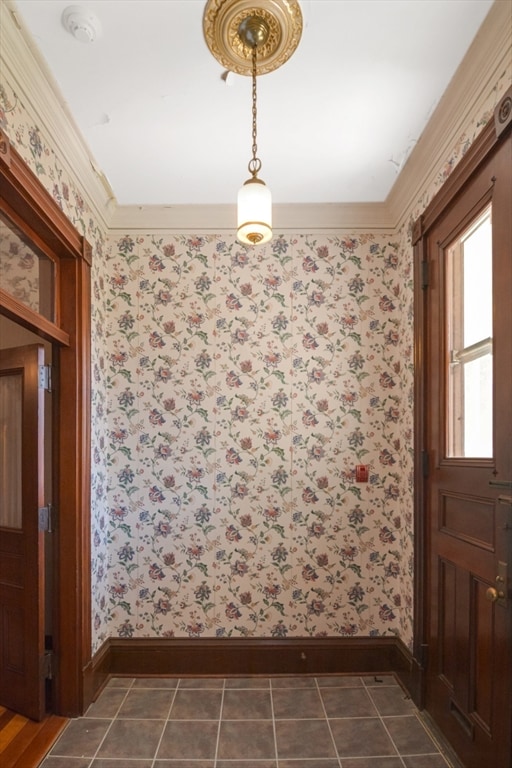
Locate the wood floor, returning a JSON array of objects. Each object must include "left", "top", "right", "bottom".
[{"left": 0, "top": 706, "right": 67, "bottom": 768}]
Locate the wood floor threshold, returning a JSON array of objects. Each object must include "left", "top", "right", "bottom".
[{"left": 0, "top": 706, "right": 68, "bottom": 768}]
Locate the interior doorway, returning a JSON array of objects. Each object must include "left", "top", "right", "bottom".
[
  {"left": 0, "top": 326, "right": 54, "bottom": 720},
  {"left": 1, "top": 127, "right": 92, "bottom": 718}
]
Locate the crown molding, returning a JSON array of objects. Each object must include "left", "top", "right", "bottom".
[
  {"left": 2, "top": 0, "right": 114, "bottom": 232},
  {"left": 108, "top": 201, "right": 394, "bottom": 233},
  {"left": 387, "top": 0, "right": 512, "bottom": 231}
]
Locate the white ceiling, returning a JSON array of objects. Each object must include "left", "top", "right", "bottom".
[{"left": 11, "top": 0, "right": 495, "bottom": 207}]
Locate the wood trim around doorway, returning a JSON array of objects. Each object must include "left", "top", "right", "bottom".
[
  {"left": 410, "top": 87, "right": 512, "bottom": 708},
  {"left": 0, "top": 128, "right": 92, "bottom": 718}
]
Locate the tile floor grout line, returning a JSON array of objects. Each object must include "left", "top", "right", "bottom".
[
  {"left": 360, "top": 676, "right": 410, "bottom": 764},
  {"left": 38, "top": 675, "right": 461, "bottom": 766},
  {"left": 315, "top": 675, "right": 343, "bottom": 768},
  {"left": 374, "top": 699, "right": 411, "bottom": 768},
  {"left": 149, "top": 680, "right": 179, "bottom": 768},
  {"left": 361, "top": 677, "right": 386, "bottom": 719},
  {"left": 411, "top": 710, "right": 455, "bottom": 768},
  {"left": 269, "top": 676, "right": 279, "bottom": 767},
  {"left": 360, "top": 678, "right": 409, "bottom": 766},
  {"left": 212, "top": 677, "right": 226, "bottom": 768},
  {"left": 82, "top": 682, "right": 133, "bottom": 768}
]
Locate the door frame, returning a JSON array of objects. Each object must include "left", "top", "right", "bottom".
[
  {"left": 411, "top": 89, "right": 512, "bottom": 703},
  {"left": 0, "top": 128, "right": 91, "bottom": 717}
]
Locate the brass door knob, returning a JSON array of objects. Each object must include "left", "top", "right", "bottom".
[{"left": 486, "top": 587, "right": 505, "bottom": 603}]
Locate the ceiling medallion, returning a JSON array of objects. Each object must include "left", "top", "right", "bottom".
[{"left": 203, "top": 0, "right": 303, "bottom": 76}]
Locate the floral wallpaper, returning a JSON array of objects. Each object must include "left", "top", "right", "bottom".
[
  {"left": 1, "top": 14, "right": 510, "bottom": 656},
  {"left": 92, "top": 231, "right": 414, "bottom": 644}
]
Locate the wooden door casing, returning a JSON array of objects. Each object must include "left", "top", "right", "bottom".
[{"left": 0, "top": 129, "right": 92, "bottom": 717}]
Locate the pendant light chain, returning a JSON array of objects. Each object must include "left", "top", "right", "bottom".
[
  {"left": 236, "top": 13, "right": 273, "bottom": 246},
  {"left": 249, "top": 45, "right": 262, "bottom": 178}
]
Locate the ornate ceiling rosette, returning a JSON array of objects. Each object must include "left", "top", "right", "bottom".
[{"left": 203, "top": 0, "right": 303, "bottom": 76}]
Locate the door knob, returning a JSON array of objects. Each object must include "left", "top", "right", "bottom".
[
  {"left": 486, "top": 564, "right": 508, "bottom": 606},
  {"left": 486, "top": 587, "right": 505, "bottom": 603}
]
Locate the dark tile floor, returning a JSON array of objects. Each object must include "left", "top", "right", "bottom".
[{"left": 39, "top": 674, "right": 458, "bottom": 767}]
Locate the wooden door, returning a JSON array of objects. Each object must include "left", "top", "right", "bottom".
[
  {"left": 0, "top": 344, "right": 46, "bottom": 721},
  {"left": 421, "top": 130, "right": 512, "bottom": 767}
]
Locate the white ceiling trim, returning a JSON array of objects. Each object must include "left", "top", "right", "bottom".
[{"left": 108, "top": 202, "right": 394, "bottom": 234}]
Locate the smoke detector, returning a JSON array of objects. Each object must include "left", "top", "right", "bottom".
[{"left": 62, "top": 5, "right": 101, "bottom": 43}]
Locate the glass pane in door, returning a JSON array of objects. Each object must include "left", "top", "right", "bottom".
[{"left": 446, "top": 205, "right": 493, "bottom": 457}]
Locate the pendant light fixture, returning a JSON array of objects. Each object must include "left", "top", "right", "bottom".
[
  {"left": 203, "top": 0, "right": 303, "bottom": 244},
  {"left": 237, "top": 18, "right": 272, "bottom": 244}
]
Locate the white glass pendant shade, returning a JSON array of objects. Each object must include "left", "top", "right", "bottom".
[{"left": 237, "top": 177, "right": 272, "bottom": 245}]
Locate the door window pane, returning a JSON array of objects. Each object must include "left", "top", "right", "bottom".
[
  {"left": 0, "top": 372, "right": 22, "bottom": 528},
  {"left": 446, "top": 205, "right": 493, "bottom": 458},
  {"left": 0, "top": 211, "right": 56, "bottom": 321}
]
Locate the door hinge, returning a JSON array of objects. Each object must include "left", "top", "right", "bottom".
[
  {"left": 38, "top": 503, "right": 54, "bottom": 532},
  {"left": 421, "top": 259, "right": 429, "bottom": 289},
  {"left": 41, "top": 650, "right": 53, "bottom": 680},
  {"left": 39, "top": 364, "right": 53, "bottom": 392},
  {"left": 419, "top": 643, "right": 429, "bottom": 669},
  {"left": 422, "top": 450, "right": 429, "bottom": 477}
]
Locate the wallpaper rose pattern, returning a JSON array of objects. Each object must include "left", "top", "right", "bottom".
[
  {"left": 94, "top": 232, "right": 414, "bottom": 642},
  {"left": 1, "top": 48, "right": 509, "bottom": 654}
]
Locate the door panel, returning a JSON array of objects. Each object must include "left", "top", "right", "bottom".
[
  {"left": 0, "top": 344, "right": 46, "bottom": 721},
  {"left": 423, "top": 133, "right": 512, "bottom": 767}
]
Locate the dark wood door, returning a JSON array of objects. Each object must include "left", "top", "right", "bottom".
[
  {"left": 0, "top": 344, "right": 46, "bottom": 721},
  {"left": 423, "top": 132, "right": 512, "bottom": 767}
]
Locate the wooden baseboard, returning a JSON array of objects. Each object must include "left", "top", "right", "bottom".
[
  {"left": 83, "top": 636, "right": 413, "bottom": 712},
  {"left": 391, "top": 638, "right": 414, "bottom": 695},
  {"left": 82, "top": 638, "right": 111, "bottom": 713},
  {"left": 408, "top": 653, "right": 425, "bottom": 708}
]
